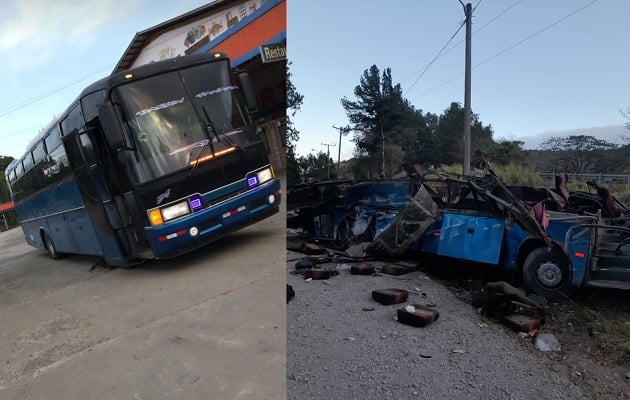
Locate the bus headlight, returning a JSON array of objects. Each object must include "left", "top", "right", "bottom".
[
  {"left": 247, "top": 166, "right": 274, "bottom": 188},
  {"left": 147, "top": 194, "right": 204, "bottom": 226},
  {"left": 256, "top": 167, "right": 274, "bottom": 184},
  {"left": 161, "top": 201, "right": 190, "bottom": 222}
]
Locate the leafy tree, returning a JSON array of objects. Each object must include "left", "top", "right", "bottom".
[
  {"left": 477, "top": 140, "right": 527, "bottom": 166},
  {"left": 341, "top": 65, "right": 411, "bottom": 176},
  {"left": 0, "top": 155, "right": 17, "bottom": 230},
  {"left": 286, "top": 62, "right": 304, "bottom": 186},
  {"left": 434, "top": 102, "right": 494, "bottom": 165},
  {"left": 538, "top": 135, "right": 618, "bottom": 173},
  {"left": 298, "top": 151, "right": 336, "bottom": 181},
  {"left": 0, "top": 156, "right": 15, "bottom": 203},
  {"left": 410, "top": 110, "right": 439, "bottom": 164}
]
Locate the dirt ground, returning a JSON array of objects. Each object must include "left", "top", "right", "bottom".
[
  {"left": 287, "top": 231, "right": 630, "bottom": 399},
  {"left": 429, "top": 263, "right": 630, "bottom": 400}
]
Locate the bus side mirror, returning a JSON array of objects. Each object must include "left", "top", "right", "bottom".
[
  {"left": 238, "top": 72, "right": 258, "bottom": 112},
  {"left": 98, "top": 101, "right": 126, "bottom": 151}
]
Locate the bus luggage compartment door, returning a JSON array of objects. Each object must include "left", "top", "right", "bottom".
[{"left": 434, "top": 212, "right": 505, "bottom": 265}]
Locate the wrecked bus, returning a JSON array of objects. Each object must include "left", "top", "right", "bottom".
[
  {"left": 289, "top": 169, "right": 630, "bottom": 299},
  {"left": 412, "top": 172, "right": 630, "bottom": 299}
]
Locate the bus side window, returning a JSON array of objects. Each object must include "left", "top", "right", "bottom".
[
  {"left": 81, "top": 90, "right": 105, "bottom": 122},
  {"left": 61, "top": 104, "right": 84, "bottom": 137},
  {"left": 22, "top": 152, "right": 34, "bottom": 172},
  {"left": 44, "top": 145, "right": 70, "bottom": 185},
  {"left": 45, "top": 126, "right": 62, "bottom": 152}
]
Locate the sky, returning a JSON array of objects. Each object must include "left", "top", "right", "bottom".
[
  {"left": 0, "top": 0, "right": 218, "bottom": 159},
  {"left": 287, "top": 0, "right": 630, "bottom": 161},
  {"left": 1, "top": 1, "right": 629, "bottom": 162}
]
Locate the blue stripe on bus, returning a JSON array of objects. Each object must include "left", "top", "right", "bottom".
[{"left": 144, "top": 178, "right": 280, "bottom": 257}]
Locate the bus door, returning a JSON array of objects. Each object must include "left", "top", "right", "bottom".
[{"left": 64, "top": 130, "right": 126, "bottom": 263}]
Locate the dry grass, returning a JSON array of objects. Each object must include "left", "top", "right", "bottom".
[{"left": 547, "top": 292, "right": 630, "bottom": 366}]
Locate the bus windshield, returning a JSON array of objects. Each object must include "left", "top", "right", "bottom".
[{"left": 113, "top": 60, "right": 257, "bottom": 184}]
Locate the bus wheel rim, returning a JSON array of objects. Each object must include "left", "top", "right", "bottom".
[{"left": 536, "top": 261, "right": 562, "bottom": 288}]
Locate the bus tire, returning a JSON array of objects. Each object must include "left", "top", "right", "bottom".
[
  {"left": 522, "top": 247, "right": 574, "bottom": 300},
  {"left": 43, "top": 232, "right": 62, "bottom": 260}
]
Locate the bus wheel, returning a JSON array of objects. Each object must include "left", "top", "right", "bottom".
[
  {"left": 43, "top": 232, "right": 62, "bottom": 260},
  {"left": 522, "top": 247, "right": 574, "bottom": 300}
]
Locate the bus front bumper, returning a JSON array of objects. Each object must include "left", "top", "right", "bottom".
[{"left": 144, "top": 179, "right": 281, "bottom": 259}]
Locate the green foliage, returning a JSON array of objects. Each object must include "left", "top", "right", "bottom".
[
  {"left": 440, "top": 163, "right": 541, "bottom": 187},
  {"left": 341, "top": 65, "right": 411, "bottom": 175},
  {"left": 477, "top": 140, "right": 527, "bottom": 166},
  {"left": 433, "top": 102, "right": 494, "bottom": 165},
  {"left": 615, "top": 189, "right": 630, "bottom": 206},
  {"left": 0, "top": 156, "right": 13, "bottom": 203},
  {"left": 340, "top": 67, "right": 496, "bottom": 176},
  {"left": 297, "top": 151, "right": 336, "bottom": 181},
  {"left": 286, "top": 62, "right": 304, "bottom": 186},
  {"left": 0, "top": 155, "right": 18, "bottom": 231},
  {"left": 493, "top": 163, "right": 542, "bottom": 186},
  {"left": 538, "top": 135, "right": 618, "bottom": 173}
]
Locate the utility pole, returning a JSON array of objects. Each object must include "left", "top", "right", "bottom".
[
  {"left": 460, "top": 1, "right": 472, "bottom": 175},
  {"left": 321, "top": 142, "right": 336, "bottom": 179},
  {"left": 332, "top": 125, "right": 350, "bottom": 169}
]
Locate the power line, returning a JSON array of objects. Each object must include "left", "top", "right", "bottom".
[
  {"left": 2, "top": 125, "right": 41, "bottom": 138},
  {"left": 473, "top": 0, "right": 599, "bottom": 70},
  {"left": 404, "top": 20, "right": 465, "bottom": 96},
  {"left": 0, "top": 66, "right": 112, "bottom": 120},
  {"left": 411, "top": 0, "right": 600, "bottom": 101},
  {"left": 401, "top": 0, "right": 525, "bottom": 87}
]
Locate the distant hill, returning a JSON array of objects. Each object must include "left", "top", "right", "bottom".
[{"left": 516, "top": 124, "right": 627, "bottom": 150}]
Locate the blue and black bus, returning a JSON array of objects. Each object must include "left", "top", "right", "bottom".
[{"left": 4, "top": 52, "right": 281, "bottom": 266}]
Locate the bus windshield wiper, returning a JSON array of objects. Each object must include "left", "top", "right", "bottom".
[
  {"left": 188, "top": 142, "right": 212, "bottom": 176},
  {"left": 201, "top": 106, "right": 222, "bottom": 143},
  {"left": 201, "top": 106, "right": 243, "bottom": 151}
]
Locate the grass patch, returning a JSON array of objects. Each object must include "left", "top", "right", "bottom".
[{"left": 548, "top": 294, "right": 630, "bottom": 366}]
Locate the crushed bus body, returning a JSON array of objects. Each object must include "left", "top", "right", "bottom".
[
  {"left": 4, "top": 52, "right": 281, "bottom": 266},
  {"left": 287, "top": 166, "right": 630, "bottom": 299}
]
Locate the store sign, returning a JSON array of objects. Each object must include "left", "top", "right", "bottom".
[
  {"left": 132, "top": 0, "right": 263, "bottom": 68},
  {"left": 259, "top": 42, "right": 286, "bottom": 63}
]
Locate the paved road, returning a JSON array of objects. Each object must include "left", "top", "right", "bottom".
[{"left": 0, "top": 199, "right": 285, "bottom": 399}]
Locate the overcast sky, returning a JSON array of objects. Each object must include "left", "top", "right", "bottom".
[
  {"left": 288, "top": 0, "right": 630, "bottom": 160},
  {"left": 0, "top": 0, "right": 214, "bottom": 159}
]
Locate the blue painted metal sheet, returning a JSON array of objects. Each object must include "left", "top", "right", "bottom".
[
  {"left": 144, "top": 178, "right": 281, "bottom": 257},
  {"left": 429, "top": 212, "right": 505, "bottom": 265},
  {"left": 545, "top": 216, "right": 591, "bottom": 286}
]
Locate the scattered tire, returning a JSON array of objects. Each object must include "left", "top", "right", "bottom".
[
  {"left": 372, "top": 288, "right": 409, "bottom": 305},
  {"left": 397, "top": 304, "right": 439, "bottom": 327},
  {"left": 351, "top": 263, "right": 375, "bottom": 275},
  {"left": 522, "top": 247, "right": 575, "bottom": 300}
]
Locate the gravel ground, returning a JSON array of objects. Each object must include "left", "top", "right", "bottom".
[{"left": 286, "top": 252, "right": 590, "bottom": 400}]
